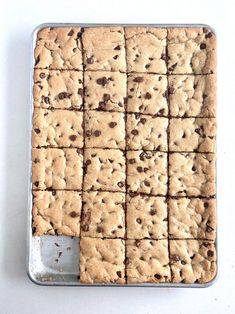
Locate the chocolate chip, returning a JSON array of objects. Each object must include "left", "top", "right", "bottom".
[
  {"left": 78, "top": 88, "right": 84, "bottom": 96},
  {"left": 137, "top": 166, "right": 143, "bottom": 173},
  {"left": 97, "top": 226, "right": 104, "bottom": 233},
  {"left": 205, "top": 32, "right": 213, "bottom": 39},
  {"left": 130, "top": 88, "right": 134, "bottom": 92},
  {"left": 171, "top": 254, "right": 180, "bottom": 262},
  {"left": 103, "top": 93, "right": 110, "bottom": 101},
  {"left": 150, "top": 209, "right": 156, "bottom": 215},
  {"left": 82, "top": 225, "right": 89, "bottom": 232},
  {"left": 158, "top": 109, "right": 165, "bottom": 116},
  {"left": 129, "top": 158, "right": 136, "bottom": 164},
  {"left": 68, "top": 29, "right": 74, "bottom": 36},
  {"left": 34, "top": 128, "right": 40, "bottom": 134},
  {"left": 109, "top": 122, "right": 117, "bottom": 128},
  {"left": 200, "top": 43, "right": 207, "bottom": 49},
  {"left": 85, "top": 159, "right": 91, "bottom": 166},
  {"left": 98, "top": 101, "right": 107, "bottom": 110},
  {"left": 113, "top": 55, "right": 118, "bottom": 60},
  {"left": 206, "top": 226, "right": 213, "bottom": 233},
  {"left": 117, "top": 181, "right": 124, "bottom": 188},
  {"left": 140, "top": 118, "right": 146, "bottom": 124},
  {"left": 133, "top": 77, "right": 144, "bottom": 83},
  {"left": 145, "top": 92, "right": 152, "bottom": 99},
  {"left": 195, "top": 128, "right": 201, "bottom": 135},
  {"left": 144, "top": 180, "right": 150, "bottom": 187},
  {"left": 114, "top": 45, "right": 121, "bottom": 50},
  {"left": 34, "top": 181, "right": 39, "bottom": 187},
  {"left": 181, "top": 260, "right": 186, "bottom": 265},
  {"left": 192, "top": 166, "right": 196, "bottom": 171},
  {"left": 39, "top": 72, "right": 46, "bottom": 79},
  {"left": 159, "top": 76, "right": 162, "bottom": 81},
  {"left": 207, "top": 250, "right": 214, "bottom": 257},
  {"left": 135, "top": 240, "right": 141, "bottom": 247},
  {"left": 52, "top": 191, "right": 56, "bottom": 196},
  {"left": 204, "top": 202, "right": 209, "bottom": 209},
  {"left": 161, "top": 53, "right": 167, "bottom": 61},
  {"left": 131, "top": 129, "right": 139, "bottom": 135},
  {"left": 154, "top": 274, "right": 162, "bottom": 279},
  {"left": 134, "top": 113, "right": 140, "bottom": 119},
  {"left": 86, "top": 130, "right": 92, "bottom": 137},
  {"left": 94, "top": 130, "right": 101, "bottom": 137},
  {"left": 69, "top": 135, "right": 77, "bottom": 141},
  {"left": 70, "top": 211, "right": 79, "bottom": 218},
  {"left": 58, "top": 92, "right": 71, "bottom": 99},
  {"left": 43, "top": 96, "right": 50, "bottom": 104},
  {"left": 96, "top": 77, "right": 108, "bottom": 86},
  {"left": 136, "top": 218, "right": 142, "bottom": 224},
  {"left": 145, "top": 63, "right": 150, "bottom": 69},
  {"left": 35, "top": 56, "right": 40, "bottom": 66},
  {"left": 168, "top": 87, "right": 175, "bottom": 94},
  {"left": 87, "top": 56, "right": 94, "bottom": 64}
]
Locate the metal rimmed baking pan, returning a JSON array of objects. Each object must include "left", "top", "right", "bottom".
[{"left": 27, "top": 23, "right": 217, "bottom": 287}]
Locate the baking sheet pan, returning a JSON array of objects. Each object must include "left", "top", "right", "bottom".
[{"left": 27, "top": 23, "right": 217, "bottom": 287}]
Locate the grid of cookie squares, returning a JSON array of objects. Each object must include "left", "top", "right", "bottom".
[{"left": 32, "top": 26, "right": 217, "bottom": 285}]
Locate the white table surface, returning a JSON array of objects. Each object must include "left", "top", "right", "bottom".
[{"left": 0, "top": 0, "right": 234, "bottom": 313}]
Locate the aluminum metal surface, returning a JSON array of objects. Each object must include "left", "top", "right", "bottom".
[{"left": 27, "top": 23, "right": 217, "bottom": 287}]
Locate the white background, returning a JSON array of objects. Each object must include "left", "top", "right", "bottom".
[{"left": 0, "top": 0, "right": 234, "bottom": 313}]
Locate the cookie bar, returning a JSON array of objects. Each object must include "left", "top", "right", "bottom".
[
  {"left": 168, "top": 74, "right": 216, "bottom": 117},
  {"left": 168, "top": 27, "right": 216, "bottom": 74},
  {"left": 126, "top": 113, "right": 168, "bottom": 150},
  {"left": 125, "top": 27, "right": 167, "bottom": 73},
  {"left": 126, "top": 195, "right": 167, "bottom": 239},
  {"left": 127, "top": 151, "right": 168, "bottom": 195},
  {"left": 169, "top": 198, "right": 216, "bottom": 240},
  {"left": 33, "top": 69, "right": 83, "bottom": 109},
  {"left": 170, "top": 240, "right": 216, "bottom": 283},
  {"left": 34, "top": 27, "right": 83, "bottom": 70},
  {"left": 83, "top": 148, "right": 126, "bottom": 192},
  {"left": 32, "top": 148, "right": 83, "bottom": 190},
  {"left": 80, "top": 238, "right": 125, "bottom": 284},
  {"left": 126, "top": 239, "right": 171, "bottom": 283},
  {"left": 85, "top": 111, "right": 125, "bottom": 149},
  {"left": 169, "top": 118, "right": 216, "bottom": 152},
  {"left": 169, "top": 153, "right": 216, "bottom": 197},
  {"left": 82, "top": 27, "right": 126, "bottom": 72},
  {"left": 32, "top": 191, "right": 81, "bottom": 236},
  {"left": 32, "top": 108, "right": 83, "bottom": 148},
  {"left": 81, "top": 191, "right": 125, "bottom": 238},
  {"left": 127, "top": 73, "right": 168, "bottom": 115},
  {"left": 84, "top": 71, "right": 126, "bottom": 112}
]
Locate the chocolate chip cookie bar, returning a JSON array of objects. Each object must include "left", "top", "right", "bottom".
[{"left": 32, "top": 25, "right": 217, "bottom": 286}]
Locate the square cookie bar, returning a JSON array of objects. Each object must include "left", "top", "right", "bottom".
[
  {"left": 82, "top": 27, "right": 126, "bottom": 72},
  {"left": 33, "top": 69, "right": 83, "bottom": 109},
  {"left": 168, "top": 74, "right": 216, "bottom": 117},
  {"left": 80, "top": 238, "right": 125, "bottom": 284},
  {"left": 84, "top": 148, "right": 126, "bottom": 192},
  {"left": 126, "top": 239, "right": 171, "bottom": 283},
  {"left": 126, "top": 195, "right": 167, "bottom": 239},
  {"left": 127, "top": 74, "right": 168, "bottom": 115},
  {"left": 85, "top": 111, "right": 125, "bottom": 149},
  {"left": 167, "top": 27, "right": 216, "bottom": 74},
  {"left": 127, "top": 151, "right": 167, "bottom": 195},
  {"left": 127, "top": 113, "right": 168, "bottom": 150},
  {"left": 81, "top": 191, "right": 125, "bottom": 238},
  {"left": 32, "top": 148, "right": 83, "bottom": 190},
  {"left": 170, "top": 240, "right": 216, "bottom": 283},
  {"left": 34, "top": 27, "right": 83, "bottom": 70},
  {"left": 32, "top": 108, "right": 83, "bottom": 148},
  {"left": 169, "top": 198, "right": 216, "bottom": 240},
  {"left": 169, "top": 153, "right": 216, "bottom": 197},
  {"left": 32, "top": 191, "right": 82, "bottom": 236},
  {"left": 84, "top": 71, "right": 126, "bottom": 112},
  {"left": 169, "top": 118, "right": 216, "bottom": 152},
  {"left": 125, "top": 27, "right": 167, "bottom": 73}
]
